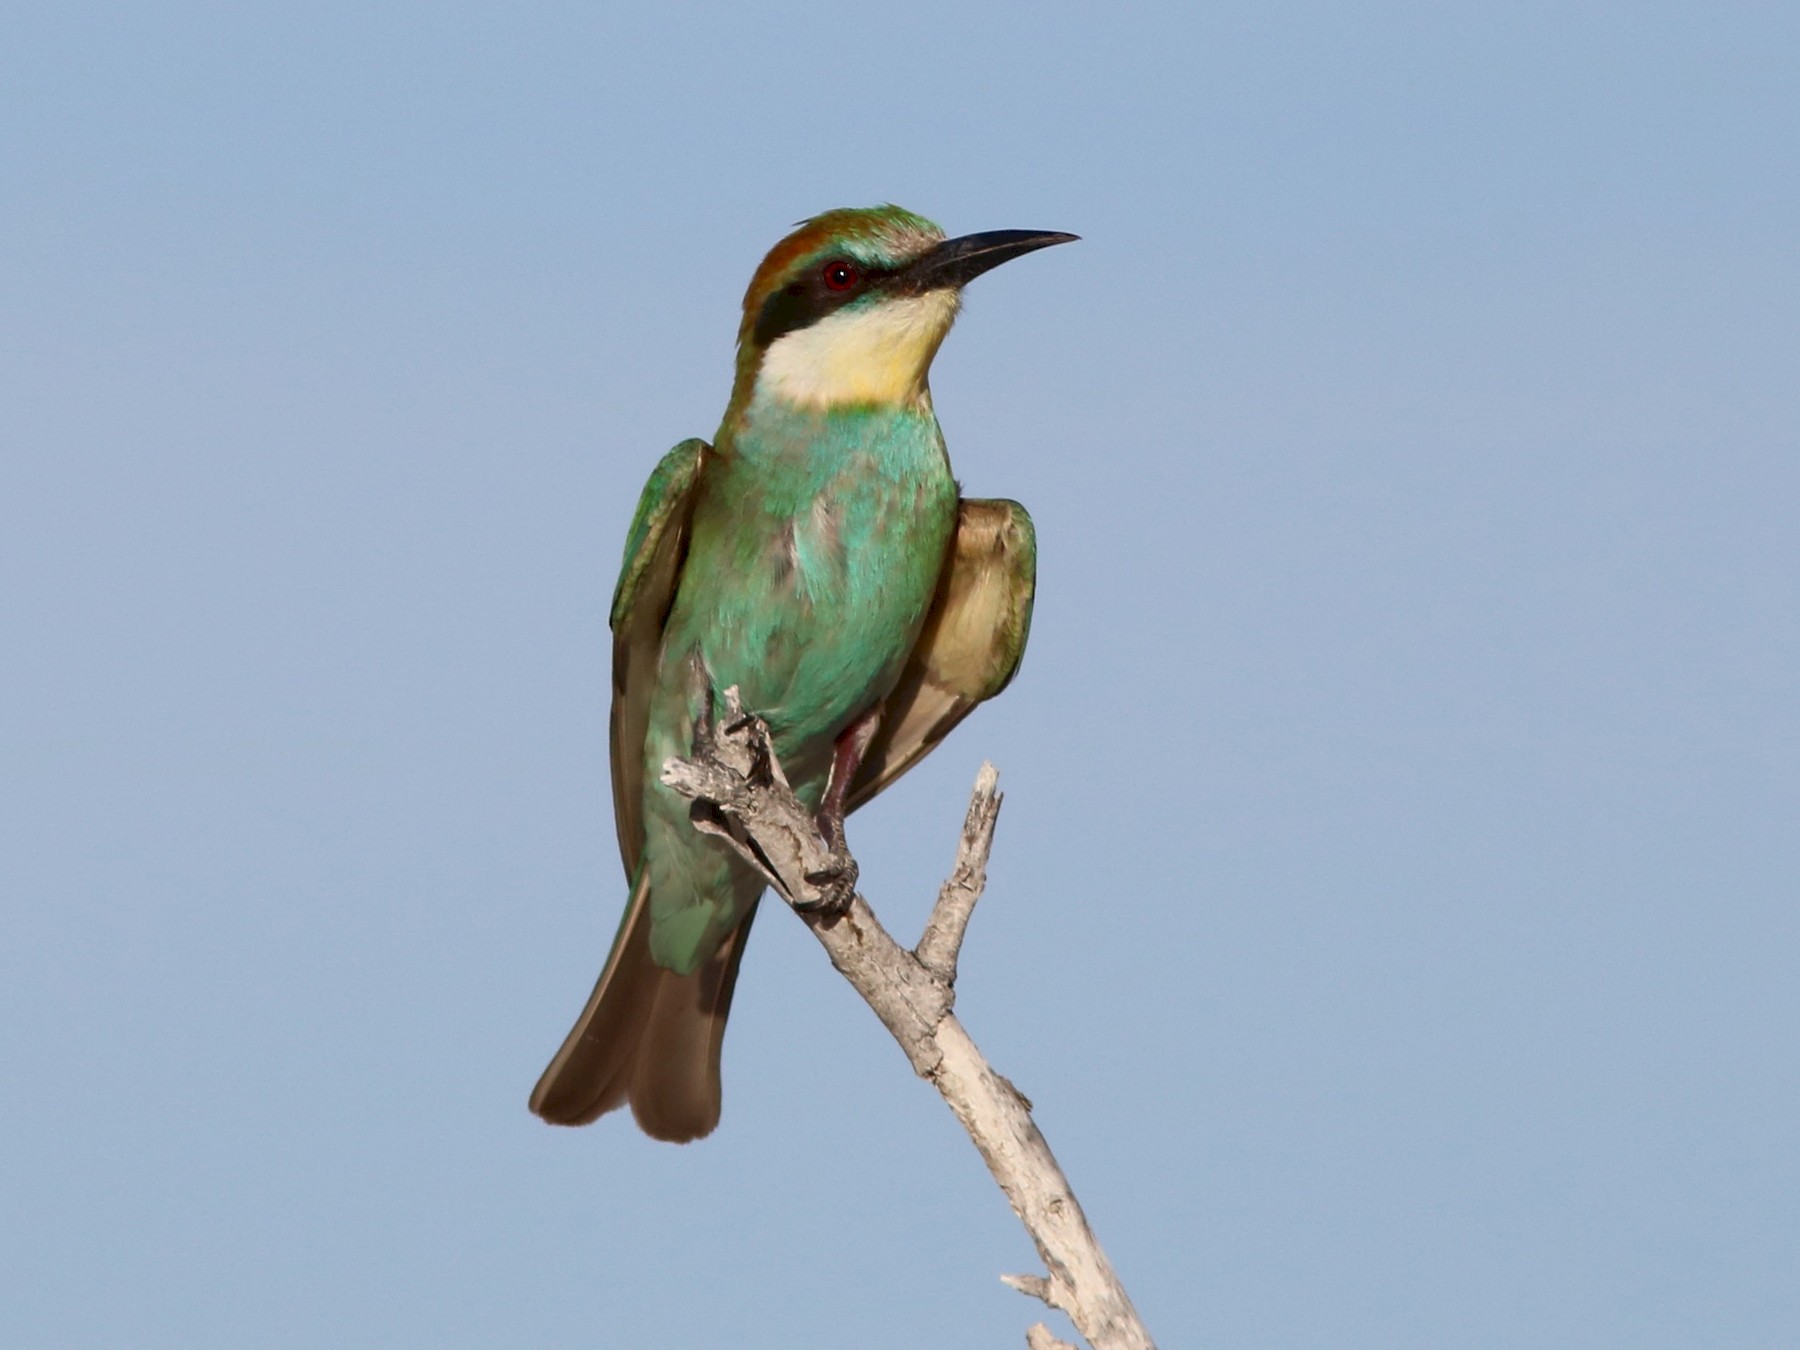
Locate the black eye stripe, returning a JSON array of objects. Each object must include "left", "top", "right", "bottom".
[{"left": 751, "top": 259, "right": 895, "bottom": 347}]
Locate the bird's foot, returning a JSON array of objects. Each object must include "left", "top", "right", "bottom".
[
  {"left": 800, "top": 703, "right": 879, "bottom": 916},
  {"left": 798, "top": 847, "right": 858, "bottom": 923},
  {"left": 804, "top": 803, "right": 853, "bottom": 918}
]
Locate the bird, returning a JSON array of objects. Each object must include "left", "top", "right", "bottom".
[{"left": 529, "top": 205, "right": 1075, "bottom": 1141}]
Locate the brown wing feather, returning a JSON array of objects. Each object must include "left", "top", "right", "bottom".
[
  {"left": 847, "top": 498, "right": 1036, "bottom": 812},
  {"left": 528, "top": 868, "right": 756, "bottom": 1141},
  {"left": 532, "top": 439, "right": 727, "bottom": 1138}
]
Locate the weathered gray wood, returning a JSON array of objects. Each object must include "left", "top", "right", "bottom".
[{"left": 661, "top": 688, "right": 1157, "bottom": 1350}]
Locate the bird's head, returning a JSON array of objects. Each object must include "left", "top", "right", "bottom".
[{"left": 730, "top": 205, "right": 1075, "bottom": 413}]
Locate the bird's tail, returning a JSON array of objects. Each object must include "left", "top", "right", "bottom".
[{"left": 529, "top": 870, "right": 757, "bottom": 1142}]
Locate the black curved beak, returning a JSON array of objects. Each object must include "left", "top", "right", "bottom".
[{"left": 900, "top": 229, "right": 1079, "bottom": 292}]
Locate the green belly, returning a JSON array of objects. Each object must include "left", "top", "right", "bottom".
[{"left": 636, "top": 400, "right": 958, "bottom": 971}]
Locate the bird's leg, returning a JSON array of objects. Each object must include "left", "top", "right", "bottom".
[
  {"left": 817, "top": 706, "right": 882, "bottom": 850},
  {"left": 792, "top": 707, "right": 881, "bottom": 918}
]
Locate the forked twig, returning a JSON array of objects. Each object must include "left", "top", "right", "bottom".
[{"left": 661, "top": 688, "right": 1156, "bottom": 1350}]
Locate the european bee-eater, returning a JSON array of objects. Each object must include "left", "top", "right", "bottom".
[{"left": 530, "top": 205, "right": 1075, "bottom": 1141}]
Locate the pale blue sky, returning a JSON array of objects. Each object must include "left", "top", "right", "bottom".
[{"left": 4, "top": 3, "right": 1797, "bottom": 1346}]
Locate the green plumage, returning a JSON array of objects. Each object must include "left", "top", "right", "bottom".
[
  {"left": 529, "top": 206, "right": 1069, "bottom": 1140},
  {"left": 639, "top": 396, "right": 957, "bottom": 970}
]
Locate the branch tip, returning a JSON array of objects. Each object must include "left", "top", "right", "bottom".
[
  {"left": 1002, "top": 1272, "right": 1052, "bottom": 1301},
  {"left": 914, "top": 763, "right": 1006, "bottom": 982}
]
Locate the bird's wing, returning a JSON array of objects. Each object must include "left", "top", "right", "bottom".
[
  {"left": 530, "top": 437, "right": 731, "bottom": 1138},
  {"left": 609, "top": 438, "right": 708, "bottom": 875},
  {"left": 846, "top": 497, "right": 1036, "bottom": 812}
]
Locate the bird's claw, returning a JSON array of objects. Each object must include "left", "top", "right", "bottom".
[{"left": 797, "top": 851, "right": 858, "bottom": 922}]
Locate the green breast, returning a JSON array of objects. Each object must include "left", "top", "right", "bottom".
[
  {"left": 659, "top": 395, "right": 958, "bottom": 791},
  {"left": 633, "top": 395, "right": 958, "bottom": 971}
]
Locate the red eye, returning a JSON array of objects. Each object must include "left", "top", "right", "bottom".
[{"left": 821, "top": 259, "right": 859, "bottom": 292}]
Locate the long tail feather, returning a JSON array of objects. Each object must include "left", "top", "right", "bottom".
[{"left": 529, "top": 874, "right": 756, "bottom": 1142}]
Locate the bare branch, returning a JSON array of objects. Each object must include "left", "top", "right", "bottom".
[
  {"left": 659, "top": 687, "right": 857, "bottom": 914},
  {"left": 1002, "top": 1273, "right": 1053, "bottom": 1300},
  {"left": 914, "top": 762, "right": 1003, "bottom": 983},
  {"left": 1027, "top": 1324, "right": 1081, "bottom": 1350},
  {"left": 662, "top": 707, "right": 1156, "bottom": 1350}
]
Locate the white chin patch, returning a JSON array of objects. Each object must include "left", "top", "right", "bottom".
[{"left": 756, "top": 290, "right": 961, "bottom": 410}]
